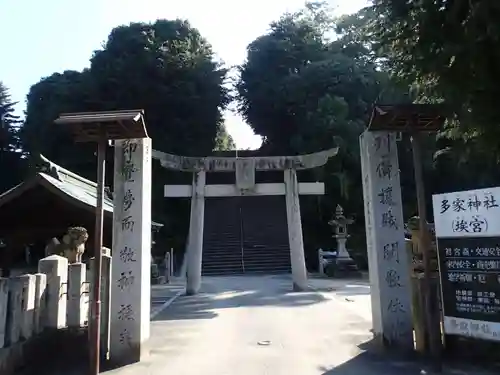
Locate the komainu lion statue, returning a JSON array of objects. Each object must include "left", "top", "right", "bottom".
[{"left": 45, "top": 227, "right": 89, "bottom": 263}]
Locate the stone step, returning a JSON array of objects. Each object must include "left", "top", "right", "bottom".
[
  {"left": 201, "top": 263, "right": 242, "bottom": 269},
  {"left": 203, "top": 250, "right": 290, "bottom": 258},
  {"left": 242, "top": 244, "right": 289, "bottom": 249},
  {"left": 203, "top": 259, "right": 289, "bottom": 266},
  {"left": 202, "top": 269, "right": 244, "bottom": 276},
  {"left": 203, "top": 246, "right": 289, "bottom": 253},
  {"left": 204, "top": 242, "right": 241, "bottom": 248},
  {"left": 202, "top": 195, "right": 290, "bottom": 275},
  {"left": 202, "top": 266, "right": 291, "bottom": 276},
  {"left": 202, "top": 257, "right": 244, "bottom": 264},
  {"left": 241, "top": 248, "right": 290, "bottom": 253},
  {"left": 203, "top": 256, "right": 290, "bottom": 265},
  {"left": 205, "top": 240, "right": 289, "bottom": 246},
  {"left": 201, "top": 265, "right": 243, "bottom": 272},
  {"left": 204, "top": 239, "right": 241, "bottom": 243},
  {"left": 202, "top": 257, "right": 289, "bottom": 266}
]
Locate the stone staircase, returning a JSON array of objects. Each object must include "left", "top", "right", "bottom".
[{"left": 202, "top": 196, "right": 291, "bottom": 275}]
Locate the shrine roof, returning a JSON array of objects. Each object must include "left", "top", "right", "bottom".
[
  {"left": 0, "top": 155, "right": 162, "bottom": 228},
  {"left": 54, "top": 109, "right": 148, "bottom": 142}
]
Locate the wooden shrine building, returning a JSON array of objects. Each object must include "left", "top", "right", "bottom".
[{"left": 0, "top": 155, "right": 162, "bottom": 274}]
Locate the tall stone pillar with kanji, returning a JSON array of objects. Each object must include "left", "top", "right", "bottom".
[
  {"left": 360, "top": 131, "right": 413, "bottom": 351},
  {"left": 110, "top": 138, "right": 152, "bottom": 366}
]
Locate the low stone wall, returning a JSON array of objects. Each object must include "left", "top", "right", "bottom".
[{"left": 0, "top": 254, "right": 111, "bottom": 375}]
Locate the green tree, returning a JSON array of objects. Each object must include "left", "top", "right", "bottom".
[
  {"left": 214, "top": 123, "right": 236, "bottom": 151},
  {"left": 21, "top": 70, "right": 97, "bottom": 176},
  {"left": 236, "top": 6, "right": 326, "bottom": 154},
  {"left": 0, "top": 82, "right": 25, "bottom": 192},
  {"left": 20, "top": 19, "right": 231, "bottom": 254},
  {"left": 0, "top": 82, "right": 21, "bottom": 153},
  {"left": 353, "top": 1, "right": 500, "bottom": 195},
  {"left": 236, "top": 3, "right": 390, "bottom": 267},
  {"left": 22, "top": 20, "right": 230, "bottom": 173},
  {"left": 370, "top": 1, "right": 500, "bottom": 153}
]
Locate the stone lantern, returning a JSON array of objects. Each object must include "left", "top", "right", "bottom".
[{"left": 328, "top": 205, "right": 360, "bottom": 277}]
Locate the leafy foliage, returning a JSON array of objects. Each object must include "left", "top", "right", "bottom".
[
  {"left": 236, "top": 3, "right": 397, "bottom": 264},
  {"left": 22, "top": 20, "right": 230, "bottom": 175},
  {"left": 20, "top": 20, "right": 231, "bottom": 254},
  {"left": 214, "top": 123, "right": 236, "bottom": 151},
  {"left": 370, "top": 1, "right": 500, "bottom": 152},
  {"left": 0, "top": 82, "right": 25, "bottom": 192},
  {"left": 358, "top": 1, "right": 500, "bottom": 192},
  {"left": 0, "top": 82, "right": 21, "bottom": 153}
]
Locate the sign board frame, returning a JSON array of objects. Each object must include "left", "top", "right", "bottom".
[{"left": 432, "top": 186, "right": 500, "bottom": 342}]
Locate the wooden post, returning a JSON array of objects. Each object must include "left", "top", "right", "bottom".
[
  {"left": 90, "top": 133, "right": 106, "bottom": 375},
  {"left": 410, "top": 132, "right": 442, "bottom": 365}
]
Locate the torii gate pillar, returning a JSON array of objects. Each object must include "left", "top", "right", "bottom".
[
  {"left": 284, "top": 168, "right": 308, "bottom": 290},
  {"left": 186, "top": 171, "right": 206, "bottom": 295}
]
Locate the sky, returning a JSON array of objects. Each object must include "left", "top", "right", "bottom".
[{"left": 0, "top": 0, "right": 369, "bottom": 150}]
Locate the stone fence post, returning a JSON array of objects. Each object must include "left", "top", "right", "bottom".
[
  {"left": 318, "top": 249, "right": 324, "bottom": 275},
  {"left": 38, "top": 255, "right": 68, "bottom": 329},
  {"left": 68, "top": 262, "right": 88, "bottom": 328},
  {"left": 1, "top": 274, "right": 45, "bottom": 348},
  {"left": 0, "top": 277, "right": 8, "bottom": 348},
  {"left": 33, "top": 273, "right": 47, "bottom": 334},
  {"left": 6, "top": 277, "right": 23, "bottom": 345},
  {"left": 18, "top": 274, "right": 36, "bottom": 340}
]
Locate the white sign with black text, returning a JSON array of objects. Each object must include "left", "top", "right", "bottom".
[
  {"left": 432, "top": 187, "right": 500, "bottom": 238},
  {"left": 444, "top": 316, "right": 500, "bottom": 342},
  {"left": 433, "top": 186, "right": 500, "bottom": 343}
]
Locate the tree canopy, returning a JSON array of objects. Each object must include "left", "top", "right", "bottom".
[
  {"left": 0, "top": 82, "right": 25, "bottom": 192},
  {"left": 19, "top": 19, "right": 233, "bottom": 254},
  {"left": 21, "top": 19, "right": 231, "bottom": 180},
  {"left": 235, "top": 3, "right": 402, "bottom": 263},
  {"left": 0, "top": 82, "right": 20, "bottom": 153},
  {"left": 370, "top": 1, "right": 500, "bottom": 153}
]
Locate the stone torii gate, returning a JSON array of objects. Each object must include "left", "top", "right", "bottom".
[{"left": 153, "top": 148, "right": 338, "bottom": 294}]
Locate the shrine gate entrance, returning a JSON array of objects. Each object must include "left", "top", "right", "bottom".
[{"left": 153, "top": 149, "right": 338, "bottom": 294}]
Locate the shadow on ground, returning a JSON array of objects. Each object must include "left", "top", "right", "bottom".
[
  {"left": 319, "top": 339, "right": 425, "bottom": 375},
  {"left": 320, "top": 339, "right": 499, "bottom": 375},
  {"left": 152, "top": 275, "right": 329, "bottom": 322}
]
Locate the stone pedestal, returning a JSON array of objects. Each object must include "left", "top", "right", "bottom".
[
  {"left": 38, "top": 255, "right": 68, "bottom": 329},
  {"left": 186, "top": 170, "right": 205, "bottom": 295},
  {"left": 284, "top": 169, "right": 308, "bottom": 291},
  {"left": 111, "top": 138, "right": 152, "bottom": 366},
  {"left": 332, "top": 238, "right": 361, "bottom": 278},
  {"left": 360, "top": 131, "right": 413, "bottom": 351}
]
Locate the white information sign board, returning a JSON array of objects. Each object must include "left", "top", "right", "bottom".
[
  {"left": 432, "top": 186, "right": 500, "bottom": 342},
  {"left": 432, "top": 187, "right": 500, "bottom": 238}
]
